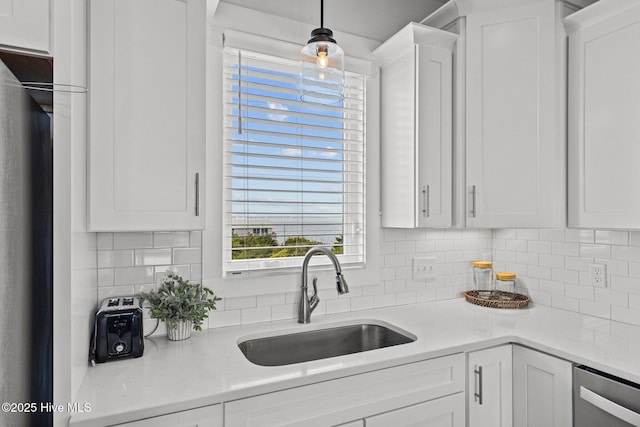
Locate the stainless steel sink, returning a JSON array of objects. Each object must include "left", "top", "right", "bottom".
[{"left": 237, "top": 321, "right": 416, "bottom": 366}]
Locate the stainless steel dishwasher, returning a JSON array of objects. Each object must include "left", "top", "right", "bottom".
[{"left": 574, "top": 365, "right": 640, "bottom": 426}]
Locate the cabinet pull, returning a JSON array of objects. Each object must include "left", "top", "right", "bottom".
[
  {"left": 471, "top": 185, "right": 477, "bottom": 218},
  {"left": 474, "top": 365, "right": 483, "bottom": 405},
  {"left": 422, "top": 185, "right": 430, "bottom": 218},
  {"left": 195, "top": 173, "right": 200, "bottom": 217}
]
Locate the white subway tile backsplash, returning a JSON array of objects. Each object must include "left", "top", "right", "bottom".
[
  {"left": 97, "top": 268, "right": 114, "bottom": 287},
  {"left": 97, "top": 233, "right": 114, "bottom": 250},
  {"left": 612, "top": 245, "right": 640, "bottom": 262},
  {"left": 517, "top": 229, "right": 539, "bottom": 241},
  {"left": 552, "top": 294, "right": 579, "bottom": 312},
  {"left": 539, "top": 229, "right": 564, "bottom": 242},
  {"left": 374, "top": 293, "right": 396, "bottom": 308},
  {"left": 208, "top": 309, "right": 242, "bottom": 328},
  {"left": 527, "top": 240, "right": 551, "bottom": 254},
  {"left": 173, "top": 247, "right": 201, "bottom": 264},
  {"left": 629, "top": 231, "right": 640, "bottom": 247},
  {"left": 114, "top": 266, "right": 154, "bottom": 286},
  {"left": 326, "top": 298, "right": 351, "bottom": 314},
  {"left": 612, "top": 306, "right": 640, "bottom": 326},
  {"left": 96, "top": 224, "right": 640, "bottom": 330},
  {"left": 595, "top": 288, "right": 628, "bottom": 307},
  {"left": 153, "top": 232, "right": 190, "bottom": 248},
  {"left": 257, "top": 293, "right": 286, "bottom": 307},
  {"left": 493, "top": 226, "right": 640, "bottom": 324},
  {"left": 351, "top": 295, "right": 375, "bottom": 311},
  {"left": 224, "top": 296, "right": 257, "bottom": 310},
  {"left": 134, "top": 249, "right": 172, "bottom": 266},
  {"left": 552, "top": 242, "right": 580, "bottom": 257},
  {"left": 97, "top": 250, "right": 134, "bottom": 268},
  {"left": 579, "top": 244, "right": 611, "bottom": 259},
  {"left": 113, "top": 232, "right": 153, "bottom": 249},
  {"left": 565, "top": 229, "right": 594, "bottom": 243},
  {"left": 595, "top": 230, "right": 629, "bottom": 245},
  {"left": 611, "top": 276, "right": 640, "bottom": 293},
  {"left": 271, "top": 304, "right": 296, "bottom": 321},
  {"left": 580, "top": 300, "right": 611, "bottom": 319},
  {"left": 241, "top": 306, "right": 272, "bottom": 324}
]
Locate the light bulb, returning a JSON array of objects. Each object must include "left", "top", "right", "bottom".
[{"left": 316, "top": 44, "right": 329, "bottom": 68}]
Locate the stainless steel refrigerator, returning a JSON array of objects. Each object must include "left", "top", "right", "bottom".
[{"left": 0, "top": 57, "right": 53, "bottom": 426}]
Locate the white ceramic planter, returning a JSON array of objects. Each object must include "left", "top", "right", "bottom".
[{"left": 166, "top": 320, "right": 193, "bottom": 341}]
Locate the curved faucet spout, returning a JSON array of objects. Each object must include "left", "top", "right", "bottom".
[{"left": 298, "top": 246, "right": 349, "bottom": 324}]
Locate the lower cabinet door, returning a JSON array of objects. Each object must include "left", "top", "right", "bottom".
[
  {"left": 468, "top": 345, "right": 513, "bottom": 427},
  {"left": 225, "top": 354, "right": 464, "bottom": 427},
  {"left": 366, "top": 393, "right": 465, "bottom": 427},
  {"left": 512, "top": 346, "right": 572, "bottom": 427},
  {"left": 110, "top": 404, "right": 221, "bottom": 427}
]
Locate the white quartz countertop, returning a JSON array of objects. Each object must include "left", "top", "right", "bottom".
[{"left": 70, "top": 299, "right": 640, "bottom": 426}]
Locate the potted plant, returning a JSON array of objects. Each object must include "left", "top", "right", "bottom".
[{"left": 140, "top": 273, "right": 221, "bottom": 341}]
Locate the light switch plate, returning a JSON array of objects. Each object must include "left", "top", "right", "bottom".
[{"left": 413, "top": 257, "right": 436, "bottom": 280}]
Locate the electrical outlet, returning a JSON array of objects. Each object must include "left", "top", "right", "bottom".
[
  {"left": 589, "top": 264, "right": 607, "bottom": 288},
  {"left": 482, "top": 252, "right": 492, "bottom": 261},
  {"left": 413, "top": 257, "right": 436, "bottom": 280}
]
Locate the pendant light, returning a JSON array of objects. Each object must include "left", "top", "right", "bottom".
[{"left": 300, "top": 0, "right": 344, "bottom": 105}]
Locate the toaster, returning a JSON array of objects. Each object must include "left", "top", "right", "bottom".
[{"left": 90, "top": 296, "right": 144, "bottom": 365}]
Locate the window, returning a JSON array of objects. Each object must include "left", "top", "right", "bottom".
[{"left": 223, "top": 48, "right": 365, "bottom": 274}]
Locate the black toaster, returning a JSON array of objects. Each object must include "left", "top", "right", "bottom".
[{"left": 90, "top": 296, "right": 144, "bottom": 365}]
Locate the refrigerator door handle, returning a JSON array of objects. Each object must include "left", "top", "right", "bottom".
[{"left": 580, "top": 386, "right": 640, "bottom": 426}]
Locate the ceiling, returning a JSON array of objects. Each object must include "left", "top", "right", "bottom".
[{"left": 219, "top": 0, "right": 448, "bottom": 42}]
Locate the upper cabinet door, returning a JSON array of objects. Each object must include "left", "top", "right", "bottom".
[
  {"left": 567, "top": 0, "right": 640, "bottom": 229},
  {"left": 88, "top": 0, "right": 205, "bottom": 231},
  {"left": 465, "top": 2, "right": 565, "bottom": 228},
  {"left": 0, "top": 0, "right": 50, "bottom": 55},
  {"left": 375, "top": 23, "right": 457, "bottom": 228}
]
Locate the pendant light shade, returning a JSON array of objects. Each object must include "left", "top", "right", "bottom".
[{"left": 300, "top": 0, "right": 344, "bottom": 105}]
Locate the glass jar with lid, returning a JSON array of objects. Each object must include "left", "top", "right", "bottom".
[
  {"left": 472, "top": 261, "right": 493, "bottom": 296},
  {"left": 495, "top": 272, "right": 516, "bottom": 297}
]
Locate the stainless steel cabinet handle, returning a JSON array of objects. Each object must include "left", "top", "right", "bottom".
[
  {"left": 580, "top": 386, "right": 640, "bottom": 426},
  {"left": 422, "top": 185, "right": 430, "bottom": 218},
  {"left": 474, "top": 365, "right": 483, "bottom": 405},
  {"left": 471, "top": 185, "right": 477, "bottom": 218},
  {"left": 195, "top": 172, "right": 200, "bottom": 217}
]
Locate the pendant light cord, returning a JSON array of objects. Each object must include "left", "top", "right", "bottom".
[{"left": 320, "top": 0, "right": 324, "bottom": 28}]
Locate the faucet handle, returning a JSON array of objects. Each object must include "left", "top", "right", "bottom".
[{"left": 309, "top": 277, "right": 320, "bottom": 312}]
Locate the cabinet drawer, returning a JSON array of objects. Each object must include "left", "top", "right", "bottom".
[{"left": 225, "top": 353, "right": 464, "bottom": 427}]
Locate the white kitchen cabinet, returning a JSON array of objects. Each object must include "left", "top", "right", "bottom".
[
  {"left": 566, "top": 0, "right": 640, "bottom": 229},
  {"left": 366, "top": 392, "right": 465, "bottom": 427},
  {"left": 374, "top": 23, "right": 457, "bottom": 228},
  {"left": 512, "top": 345, "right": 572, "bottom": 427},
  {"left": 0, "top": 0, "right": 50, "bottom": 55},
  {"left": 468, "top": 345, "right": 513, "bottom": 427},
  {"left": 88, "top": 0, "right": 205, "bottom": 231},
  {"left": 111, "top": 404, "right": 221, "bottom": 427},
  {"left": 423, "top": 0, "right": 596, "bottom": 228},
  {"left": 464, "top": 0, "right": 566, "bottom": 228},
  {"left": 224, "top": 353, "right": 465, "bottom": 426}
]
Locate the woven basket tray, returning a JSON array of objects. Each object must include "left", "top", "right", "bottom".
[{"left": 464, "top": 290, "right": 530, "bottom": 309}]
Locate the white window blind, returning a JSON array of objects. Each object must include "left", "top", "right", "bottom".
[{"left": 223, "top": 47, "right": 366, "bottom": 274}]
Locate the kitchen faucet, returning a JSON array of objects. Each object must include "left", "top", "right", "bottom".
[{"left": 298, "top": 246, "right": 349, "bottom": 324}]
